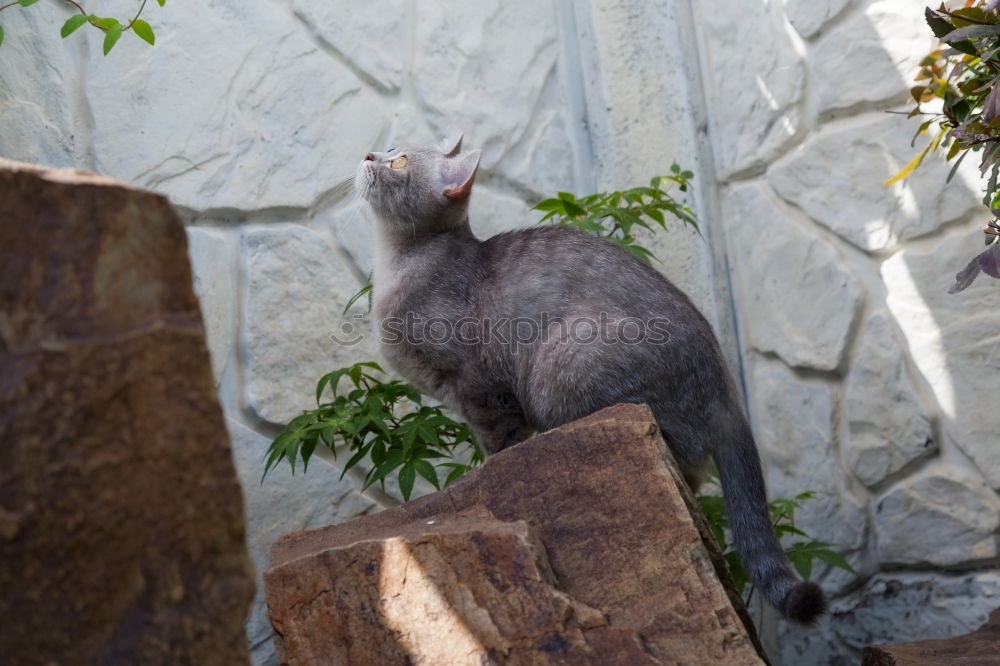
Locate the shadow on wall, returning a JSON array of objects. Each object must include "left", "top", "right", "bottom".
[{"left": 696, "top": 0, "right": 1000, "bottom": 664}]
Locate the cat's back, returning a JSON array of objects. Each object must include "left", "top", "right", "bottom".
[{"left": 480, "top": 225, "right": 702, "bottom": 322}]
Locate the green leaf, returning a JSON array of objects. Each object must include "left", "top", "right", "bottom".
[
  {"left": 561, "top": 200, "right": 587, "bottom": 217},
  {"left": 18, "top": 0, "right": 41, "bottom": 7},
  {"left": 943, "top": 24, "right": 1000, "bottom": 43},
  {"left": 533, "top": 198, "right": 565, "bottom": 212},
  {"left": 624, "top": 243, "right": 655, "bottom": 263},
  {"left": 925, "top": 7, "right": 955, "bottom": 39},
  {"left": 774, "top": 524, "right": 809, "bottom": 539},
  {"left": 398, "top": 463, "right": 416, "bottom": 500},
  {"left": 412, "top": 458, "right": 440, "bottom": 489},
  {"left": 366, "top": 452, "right": 405, "bottom": 488},
  {"left": 61, "top": 14, "right": 89, "bottom": 38},
  {"left": 315, "top": 368, "right": 349, "bottom": 404},
  {"left": 343, "top": 281, "right": 373, "bottom": 315},
  {"left": 786, "top": 546, "right": 813, "bottom": 580},
  {"left": 94, "top": 17, "right": 119, "bottom": 30},
  {"left": 724, "top": 551, "right": 749, "bottom": 595},
  {"left": 132, "top": 19, "right": 155, "bottom": 46},
  {"left": 339, "top": 443, "right": 372, "bottom": 480},
  {"left": 103, "top": 22, "right": 123, "bottom": 55},
  {"left": 300, "top": 435, "right": 318, "bottom": 472},
  {"left": 0, "top": 26, "right": 4, "bottom": 49},
  {"left": 444, "top": 464, "right": 469, "bottom": 486},
  {"left": 157, "top": 0, "right": 167, "bottom": 5},
  {"left": 812, "top": 548, "right": 858, "bottom": 575},
  {"left": 262, "top": 431, "right": 297, "bottom": 482}
]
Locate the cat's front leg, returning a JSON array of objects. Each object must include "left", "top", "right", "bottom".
[{"left": 457, "top": 387, "right": 534, "bottom": 455}]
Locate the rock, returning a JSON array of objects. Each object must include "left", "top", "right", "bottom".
[
  {"left": 413, "top": 1, "right": 561, "bottom": 167},
  {"left": 243, "top": 225, "right": 375, "bottom": 425},
  {"left": 750, "top": 359, "right": 869, "bottom": 591},
  {"left": 268, "top": 509, "right": 659, "bottom": 665},
  {"left": 0, "top": 159, "right": 254, "bottom": 665},
  {"left": 875, "top": 467, "right": 1000, "bottom": 567},
  {"left": 811, "top": 1, "right": 932, "bottom": 115},
  {"left": 843, "top": 314, "right": 934, "bottom": 487},
  {"left": 784, "top": 0, "right": 850, "bottom": 38},
  {"left": 186, "top": 227, "right": 237, "bottom": 384},
  {"left": 723, "top": 183, "right": 861, "bottom": 370},
  {"left": 863, "top": 608, "right": 1000, "bottom": 665},
  {"left": 227, "top": 419, "right": 377, "bottom": 666},
  {"left": 882, "top": 231, "right": 1000, "bottom": 487},
  {"left": 79, "top": 0, "right": 385, "bottom": 211},
  {"left": 775, "top": 572, "right": 1000, "bottom": 666},
  {"left": 289, "top": 0, "right": 406, "bottom": 93},
  {"left": 266, "top": 404, "right": 767, "bottom": 665},
  {"left": 692, "top": 0, "right": 805, "bottom": 177},
  {"left": 768, "top": 114, "right": 981, "bottom": 252}
]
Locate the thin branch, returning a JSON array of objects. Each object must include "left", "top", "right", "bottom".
[
  {"left": 57, "top": 0, "right": 148, "bottom": 33},
  {"left": 125, "top": 0, "right": 147, "bottom": 31},
  {"left": 60, "top": 0, "right": 87, "bottom": 15},
  {"left": 937, "top": 8, "right": 993, "bottom": 26}
]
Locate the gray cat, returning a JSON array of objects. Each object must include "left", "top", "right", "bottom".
[{"left": 355, "top": 136, "right": 826, "bottom": 624}]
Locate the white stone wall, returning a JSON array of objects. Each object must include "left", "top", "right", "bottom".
[
  {"left": 2, "top": 1, "right": 998, "bottom": 664},
  {"left": 690, "top": 0, "right": 1000, "bottom": 663}
]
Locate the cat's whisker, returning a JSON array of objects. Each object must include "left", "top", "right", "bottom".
[
  {"left": 314, "top": 175, "right": 356, "bottom": 213},
  {"left": 328, "top": 176, "right": 355, "bottom": 202},
  {"left": 340, "top": 192, "right": 367, "bottom": 230},
  {"left": 334, "top": 169, "right": 375, "bottom": 231}
]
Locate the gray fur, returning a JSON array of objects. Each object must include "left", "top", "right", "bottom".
[{"left": 355, "top": 140, "right": 827, "bottom": 624}]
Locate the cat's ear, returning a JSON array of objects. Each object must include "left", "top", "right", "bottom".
[
  {"left": 444, "top": 133, "right": 463, "bottom": 157},
  {"left": 443, "top": 149, "right": 481, "bottom": 202}
]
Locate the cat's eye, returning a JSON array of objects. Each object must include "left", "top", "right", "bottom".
[{"left": 390, "top": 155, "right": 408, "bottom": 169}]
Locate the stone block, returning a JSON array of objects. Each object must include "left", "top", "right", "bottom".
[
  {"left": 266, "top": 404, "right": 767, "bottom": 665},
  {"left": 0, "top": 159, "right": 254, "bottom": 665}
]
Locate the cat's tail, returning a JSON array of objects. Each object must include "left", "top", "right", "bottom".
[{"left": 711, "top": 409, "right": 827, "bottom": 624}]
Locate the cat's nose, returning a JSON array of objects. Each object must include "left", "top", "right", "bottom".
[{"left": 364, "top": 153, "right": 376, "bottom": 162}]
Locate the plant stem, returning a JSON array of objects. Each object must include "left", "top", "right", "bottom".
[
  {"left": 57, "top": 0, "right": 147, "bottom": 33},
  {"left": 124, "top": 0, "right": 146, "bottom": 31},
  {"left": 60, "top": 0, "right": 87, "bottom": 15},
  {"left": 938, "top": 8, "right": 993, "bottom": 25}
]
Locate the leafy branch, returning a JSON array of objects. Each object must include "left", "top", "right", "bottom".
[
  {"left": 0, "top": 0, "right": 166, "bottom": 54},
  {"left": 532, "top": 163, "right": 698, "bottom": 263},
  {"left": 891, "top": 2, "right": 1000, "bottom": 292},
  {"left": 263, "top": 362, "right": 483, "bottom": 501}
]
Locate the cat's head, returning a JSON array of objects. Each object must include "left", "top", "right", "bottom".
[{"left": 355, "top": 135, "right": 481, "bottom": 234}]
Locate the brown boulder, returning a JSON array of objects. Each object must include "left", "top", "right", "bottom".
[
  {"left": 0, "top": 159, "right": 255, "bottom": 665},
  {"left": 267, "top": 507, "right": 658, "bottom": 665},
  {"left": 266, "top": 403, "right": 768, "bottom": 665},
  {"left": 862, "top": 608, "right": 1000, "bottom": 665}
]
